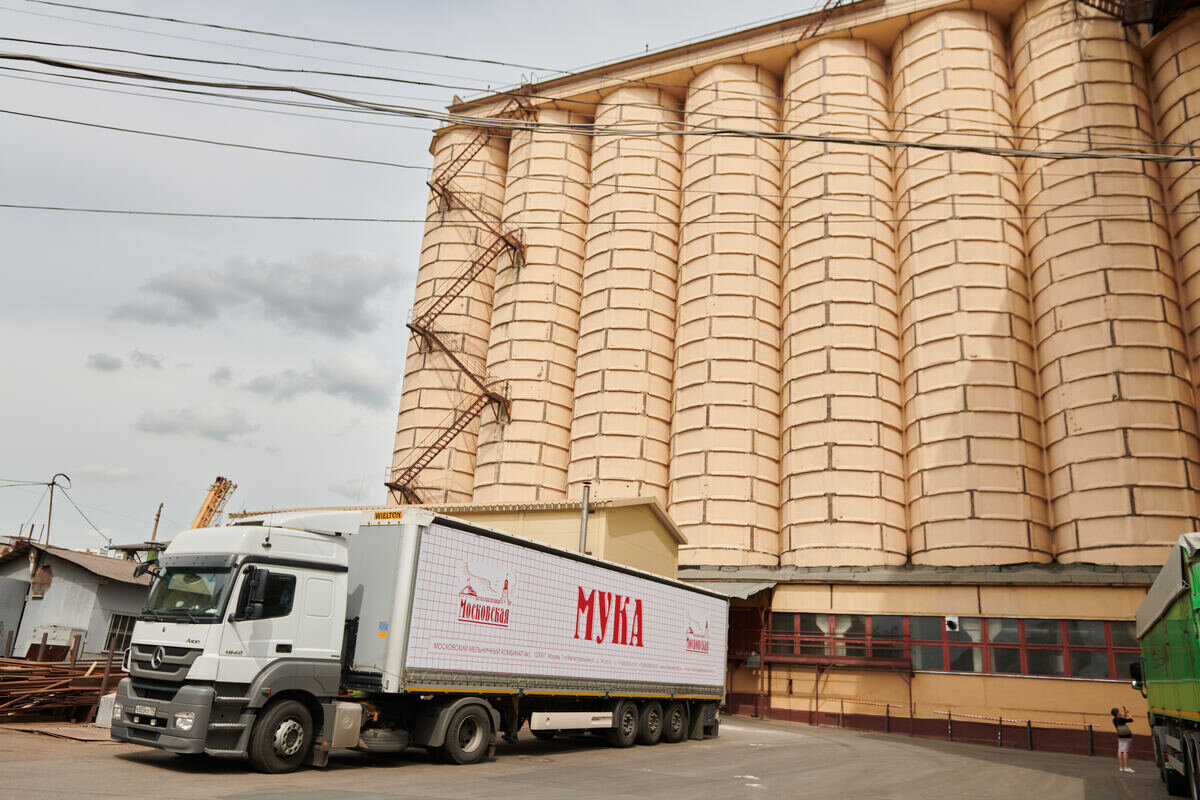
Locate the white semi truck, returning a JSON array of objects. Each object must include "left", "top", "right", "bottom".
[{"left": 110, "top": 508, "right": 727, "bottom": 772}]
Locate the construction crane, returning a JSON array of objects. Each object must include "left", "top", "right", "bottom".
[{"left": 190, "top": 476, "right": 236, "bottom": 529}]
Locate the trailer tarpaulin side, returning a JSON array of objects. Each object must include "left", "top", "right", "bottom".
[{"left": 1136, "top": 533, "right": 1200, "bottom": 639}]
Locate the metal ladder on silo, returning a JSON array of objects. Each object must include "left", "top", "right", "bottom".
[{"left": 387, "top": 93, "right": 534, "bottom": 505}]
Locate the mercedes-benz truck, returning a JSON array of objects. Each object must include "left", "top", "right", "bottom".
[{"left": 110, "top": 508, "right": 727, "bottom": 772}]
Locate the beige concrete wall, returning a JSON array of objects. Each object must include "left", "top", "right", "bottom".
[
  {"left": 671, "top": 63, "right": 782, "bottom": 567},
  {"left": 893, "top": 10, "right": 1050, "bottom": 565},
  {"left": 756, "top": 664, "right": 1150, "bottom": 736},
  {"left": 567, "top": 87, "right": 682, "bottom": 505},
  {"left": 772, "top": 581, "right": 1146, "bottom": 619},
  {"left": 1011, "top": 0, "right": 1200, "bottom": 563},
  {"left": 763, "top": 579, "right": 1148, "bottom": 730},
  {"left": 417, "top": 504, "right": 678, "bottom": 578},
  {"left": 474, "top": 110, "right": 592, "bottom": 502},
  {"left": 780, "top": 39, "right": 906, "bottom": 567},
  {"left": 390, "top": 127, "right": 509, "bottom": 503}
]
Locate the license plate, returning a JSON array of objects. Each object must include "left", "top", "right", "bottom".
[{"left": 134, "top": 705, "right": 156, "bottom": 717}]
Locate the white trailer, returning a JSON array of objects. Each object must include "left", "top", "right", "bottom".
[{"left": 111, "top": 508, "right": 727, "bottom": 772}]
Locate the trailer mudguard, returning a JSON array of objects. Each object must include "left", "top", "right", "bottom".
[{"left": 411, "top": 696, "right": 501, "bottom": 748}]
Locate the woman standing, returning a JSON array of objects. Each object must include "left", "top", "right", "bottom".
[{"left": 1112, "top": 706, "right": 1135, "bottom": 773}]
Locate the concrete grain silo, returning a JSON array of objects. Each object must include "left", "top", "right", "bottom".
[
  {"left": 671, "top": 63, "right": 782, "bottom": 566},
  {"left": 893, "top": 10, "right": 1050, "bottom": 565},
  {"left": 1149, "top": 12, "right": 1200, "bottom": 409},
  {"left": 385, "top": 0, "right": 1200, "bottom": 743},
  {"left": 1011, "top": 0, "right": 1200, "bottom": 563},
  {"left": 566, "top": 87, "right": 682, "bottom": 506},
  {"left": 472, "top": 109, "right": 592, "bottom": 502},
  {"left": 780, "top": 39, "right": 906, "bottom": 566},
  {"left": 390, "top": 127, "right": 509, "bottom": 503}
]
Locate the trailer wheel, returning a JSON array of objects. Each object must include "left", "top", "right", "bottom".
[
  {"left": 637, "top": 701, "right": 663, "bottom": 745},
  {"left": 248, "top": 699, "right": 313, "bottom": 774},
  {"left": 440, "top": 704, "right": 493, "bottom": 765},
  {"left": 662, "top": 702, "right": 688, "bottom": 744},
  {"left": 607, "top": 701, "right": 638, "bottom": 748}
]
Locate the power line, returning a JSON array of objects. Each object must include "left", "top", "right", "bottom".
[
  {"left": 0, "top": 35, "right": 502, "bottom": 94},
  {"left": 0, "top": 67, "right": 439, "bottom": 132},
  {"left": 0, "top": 107, "right": 435, "bottom": 170},
  {"left": 7, "top": 50, "right": 1200, "bottom": 166},
  {"left": 59, "top": 487, "right": 113, "bottom": 545},
  {"left": 0, "top": 201, "right": 1191, "bottom": 225},
  {"left": 0, "top": 202, "right": 425, "bottom": 221},
  {"left": 4, "top": 2, "right": 506, "bottom": 85},
  {"left": 22, "top": 0, "right": 564, "bottom": 74},
  {"left": 11, "top": 65, "right": 1200, "bottom": 190}
]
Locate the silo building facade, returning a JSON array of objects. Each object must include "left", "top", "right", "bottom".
[{"left": 388, "top": 0, "right": 1200, "bottom": 752}]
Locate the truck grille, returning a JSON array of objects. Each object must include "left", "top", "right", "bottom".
[{"left": 129, "top": 644, "right": 202, "bottom": 683}]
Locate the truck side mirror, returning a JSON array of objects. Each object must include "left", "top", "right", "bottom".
[
  {"left": 1129, "top": 660, "right": 1144, "bottom": 692},
  {"left": 133, "top": 561, "right": 161, "bottom": 579},
  {"left": 234, "top": 566, "right": 268, "bottom": 621}
]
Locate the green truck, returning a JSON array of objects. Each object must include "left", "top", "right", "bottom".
[{"left": 1136, "top": 533, "right": 1200, "bottom": 796}]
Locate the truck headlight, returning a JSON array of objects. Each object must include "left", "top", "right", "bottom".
[
  {"left": 173, "top": 712, "right": 195, "bottom": 731},
  {"left": 112, "top": 703, "right": 122, "bottom": 721}
]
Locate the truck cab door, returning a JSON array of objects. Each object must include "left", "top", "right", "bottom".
[{"left": 218, "top": 565, "right": 301, "bottom": 684}]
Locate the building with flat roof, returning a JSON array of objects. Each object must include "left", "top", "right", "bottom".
[{"left": 385, "top": 0, "right": 1200, "bottom": 753}]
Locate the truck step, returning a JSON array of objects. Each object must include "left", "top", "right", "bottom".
[{"left": 203, "top": 748, "right": 245, "bottom": 756}]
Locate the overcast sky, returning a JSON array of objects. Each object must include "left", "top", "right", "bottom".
[{"left": 0, "top": 0, "right": 811, "bottom": 551}]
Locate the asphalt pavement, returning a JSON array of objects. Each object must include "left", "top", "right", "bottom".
[{"left": 0, "top": 715, "right": 1162, "bottom": 799}]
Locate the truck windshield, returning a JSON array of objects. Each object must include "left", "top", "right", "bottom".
[{"left": 143, "top": 567, "right": 233, "bottom": 620}]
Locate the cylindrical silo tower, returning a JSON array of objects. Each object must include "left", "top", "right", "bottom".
[
  {"left": 567, "top": 86, "right": 682, "bottom": 505},
  {"left": 780, "top": 39, "right": 907, "bottom": 566},
  {"left": 1149, "top": 12, "right": 1200, "bottom": 412},
  {"left": 893, "top": 10, "right": 1050, "bottom": 565},
  {"left": 389, "top": 124, "right": 509, "bottom": 504},
  {"left": 671, "top": 63, "right": 782, "bottom": 566},
  {"left": 473, "top": 109, "right": 592, "bottom": 502},
  {"left": 1012, "top": 0, "right": 1200, "bottom": 563}
]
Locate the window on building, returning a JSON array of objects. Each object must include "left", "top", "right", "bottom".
[
  {"left": 104, "top": 613, "right": 136, "bottom": 654},
  {"left": 764, "top": 612, "right": 1140, "bottom": 680}
]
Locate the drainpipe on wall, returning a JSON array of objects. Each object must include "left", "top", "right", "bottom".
[{"left": 578, "top": 481, "right": 591, "bottom": 554}]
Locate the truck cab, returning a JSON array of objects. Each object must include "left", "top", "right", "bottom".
[{"left": 111, "top": 511, "right": 353, "bottom": 772}]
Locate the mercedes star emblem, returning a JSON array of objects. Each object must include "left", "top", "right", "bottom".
[{"left": 149, "top": 646, "right": 165, "bottom": 670}]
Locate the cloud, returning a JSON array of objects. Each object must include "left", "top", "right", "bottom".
[
  {"left": 111, "top": 253, "right": 403, "bottom": 338},
  {"left": 86, "top": 353, "right": 123, "bottom": 372},
  {"left": 243, "top": 350, "right": 398, "bottom": 409},
  {"left": 135, "top": 404, "right": 257, "bottom": 442},
  {"left": 210, "top": 366, "right": 233, "bottom": 385},
  {"left": 130, "top": 349, "right": 163, "bottom": 369},
  {"left": 73, "top": 465, "right": 136, "bottom": 483}
]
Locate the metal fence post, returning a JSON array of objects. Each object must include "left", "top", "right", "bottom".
[
  {"left": 997, "top": 717, "right": 1003, "bottom": 747},
  {"left": 947, "top": 711, "right": 953, "bottom": 741},
  {"left": 885, "top": 704, "right": 891, "bottom": 734},
  {"left": 1087, "top": 724, "right": 1094, "bottom": 757},
  {"left": 839, "top": 699, "right": 845, "bottom": 728},
  {"left": 1026, "top": 719, "right": 1033, "bottom": 750}
]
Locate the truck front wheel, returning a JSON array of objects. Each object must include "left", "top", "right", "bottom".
[
  {"left": 440, "top": 705, "right": 493, "bottom": 765},
  {"left": 248, "top": 699, "right": 313, "bottom": 774}
]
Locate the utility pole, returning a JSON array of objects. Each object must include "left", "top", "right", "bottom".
[
  {"left": 150, "top": 502, "right": 163, "bottom": 542},
  {"left": 44, "top": 473, "right": 70, "bottom": 547}
]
